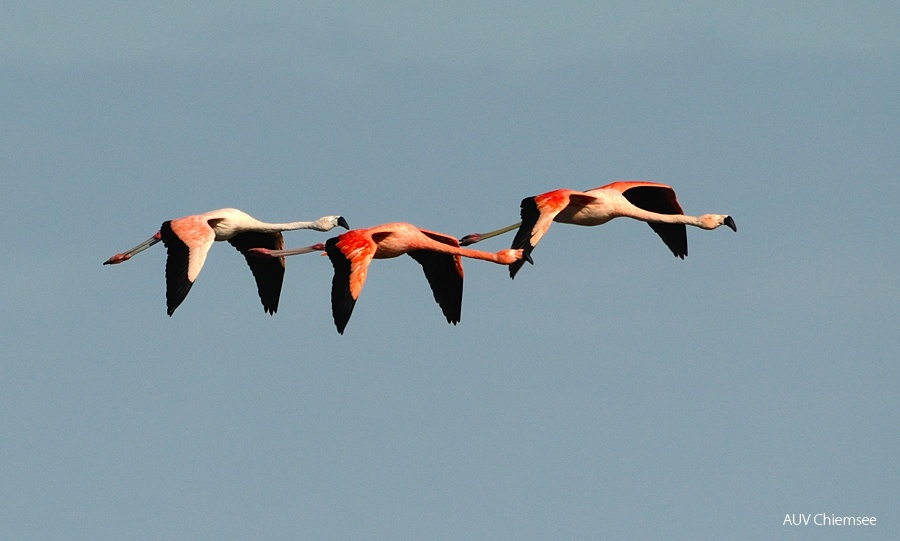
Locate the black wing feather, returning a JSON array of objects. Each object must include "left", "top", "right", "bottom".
[
  {"left": 229, "top": 232, "right": 286, "bottom": 315},
  {"left": 509, "top": 196, "right": 540, "bottom": 278},
  {"left": 620, "top": 186, "right": 688, "bottom": 258},
  {"left": 160, "top": 220, "right": 193, "bottom": 316},
  {"left": 325, "top": 237, "right": 355, "bottom": 334},
  {"left": 407, "top": 250, "right": 463, "bottom": 325}
]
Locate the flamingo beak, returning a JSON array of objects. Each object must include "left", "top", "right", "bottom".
[
  {"left": 337, "top": 217, "right": 350, "bottom": 229},
  {"left": 724, "top": 216, "right": 736, "bottom": 232}
]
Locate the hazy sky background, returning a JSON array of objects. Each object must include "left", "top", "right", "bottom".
[{"left": 2, "top": 2, "right": 897, "bottom": 539}]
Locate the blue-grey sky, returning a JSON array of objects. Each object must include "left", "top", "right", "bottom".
[{"left": 2, "top": 2, "right": 897, "bottom": 539}]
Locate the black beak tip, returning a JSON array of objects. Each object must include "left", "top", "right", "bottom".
[
  {"left": 724, "top": 216, "right": 736, "bottom": 232},
  {"left": 337, "top": 216, "right": 350, "bottom": 230}
]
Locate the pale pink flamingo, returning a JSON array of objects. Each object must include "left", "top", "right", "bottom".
[
  {"left": 458, "top": 181, "right": 735, "bottom": 278},
  {"left": 250, "top": 222, "right": 529, "bottom": 333},
  {"left": 104, "top": 208, "right": 348, "bottom": 315}
]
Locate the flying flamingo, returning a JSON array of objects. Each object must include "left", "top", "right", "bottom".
[
  {"left": 103, "top": 208, "right": 349, "bottom": 315},
  {"left": 458, "top": 181, "right": 736, "bottom": 278},
  {"left": 249, "top": 222, "right": 530, "bottom": 334}
]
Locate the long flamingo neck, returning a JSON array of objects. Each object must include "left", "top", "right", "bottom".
[
  {"left": 253, "top": 220, "right": 319, "bottom": 233},
  {"left": 625, "top": 208, "right": 702, "bottom": 227}
]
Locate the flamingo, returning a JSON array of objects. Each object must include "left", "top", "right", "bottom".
[
  {"left": 249, "top": 222, "right": 530, "bottom": 334},
  {"left": 103, "top": 208, "right": 349, "bottom": 315},
  {"left": 458, "top": 181, "right": 736, "bottom": 278}
]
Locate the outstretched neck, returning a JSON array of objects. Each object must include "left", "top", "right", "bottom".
[
  {"left": 624, "top": 207, "right": 704, "bottom": 228},
  {"left": 252, "top": 220, "right": 321, "bottom": 233}
]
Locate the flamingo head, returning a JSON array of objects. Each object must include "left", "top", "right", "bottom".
[
  {"left": 700, "top": 214, "right": 736, "bottom": 232},
  {"left": 314, "top": 216, "right": 350, "bottom": 231}
]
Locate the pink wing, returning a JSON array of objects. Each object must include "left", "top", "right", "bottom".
[
  {"left": 160, "top": 215, "right": 216, "bottom": 315},
  {"left": 508, "top": 189, "right": 596, "bottom": 278},
  {"left": 325, "top": 231, "right": 377, "bottom": 334}
]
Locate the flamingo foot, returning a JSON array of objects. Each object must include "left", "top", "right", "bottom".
[
  {"left": 458, "top": 233, "right": 480, "bottom": 246},
  {"left": 103, "top": 253, "right": 130, "bottom": 265}
]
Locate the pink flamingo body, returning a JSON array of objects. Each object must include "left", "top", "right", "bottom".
[
  {"left": 459, "top": 181, "right": 735, "bottom": 278},
  {"left": 251, "top": 222, "right": 527, "bottom": 333},
  {"left": 104, "top": 208, "right": 348, "bottom": 315}
]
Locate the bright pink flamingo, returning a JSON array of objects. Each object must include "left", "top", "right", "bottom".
[
  {"left": 104, "top": 208, "right": 348, "bottom": 315},
  {"left": 459, "top": 181, "right": 735, "bottom": 278},
  {"left": 250, "top": 222, "right": 529, "bottom": 333}
]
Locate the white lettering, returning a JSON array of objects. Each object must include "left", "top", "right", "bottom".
[
  {"left": 784, "top": 514, "right": 810, "bottom": 526},
  {"left": 786, "top": 513, "right": 876, "bottom": 526},
  {"left": 813, "top": 513, "right": 877, "bottom": 526}
]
